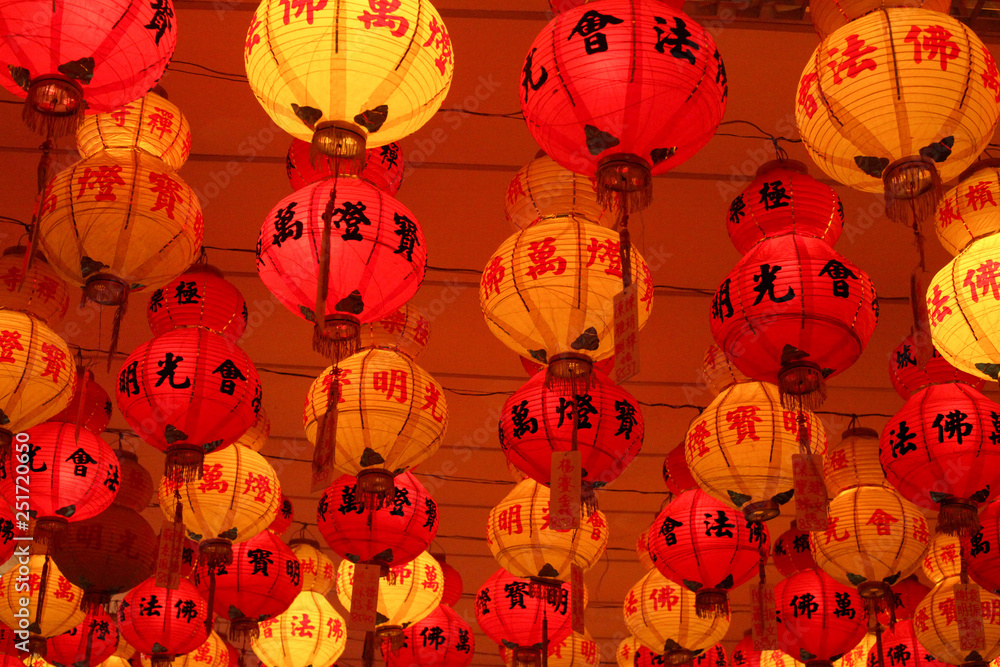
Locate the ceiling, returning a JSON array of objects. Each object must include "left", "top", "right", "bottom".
[{"left": 2, "top": 1, "right": 999, "bottom": 665}]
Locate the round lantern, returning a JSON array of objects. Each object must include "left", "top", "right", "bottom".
[
  {"left": 922, "top": 532, "right": 962, "bottom": 584},
  {"left": 616, "top": 635, "right": 663, "bottom": 667},
  {"left": 0, "top": 247, "right": 69, "bottom": 326},
  {"left": 45, "top": 609, "right": 118, "bottom": 667},
  {"left": 505, "top": 153, "right": 619, "bottom": 230},
  {"left": 685, "top": 381, "right": 828, "bottom": 521},
  {"left": 695, "top": 646, "right": 728, "bottom": 667},
  {"left": 773, "top": 522, "right": 818, "bottom": 577},
  {"left": 76, "top": 91, "right": 190, "bottom": 170},
  {"left": 501, "top": 631, "right": 599, "bottom": 667},
  {"left": 245, "top": 0, "right": 453, "bottom": 157},
  {"left": 637, "top": 526, "right": 656, "bottom": 571},
  {"left": 810, "top": 485, "right": 930, "bottom": 598},
  {"left": 37, "top": 148, "right": 202, "bottom": 304},
  {"left": 647, "top": 489, "right": 769, "bottom": 617},
  {"left": 662, "top": 442, "right": 698, "bottom": 497},
  {"left": 0, "top": 554, "right": 85, "bottom": 641},
  {"left": 139, "top": 632, "right": 229, "bottom": 667},
  {"left": 869, "top": 619, "right": 948, "bottom": 667},
  {"left": 117, "top": 327, "right": 261, "bottom": 475},
  {"left": 701, "top": 344, "right": 749, "bottom": 396},
  {"left": 433, "top": 553, "right": 463, "bottom": 607},
  {"left": 795, "top": 8, "right": 1000, "bottom": 223},
  {"left": 384, "top": 604, "right": 474, "bottom": 667},
  {"left": 879, "top": 381, "right": 1000, "bottom": 532},
  {"left": 888, "top": 334, "right": 985, "bottom": 400},
  {"left": 235, "top": 407, "right": 270, "bottom": 453},
  {"left": 761, "top": 652, "right": 803, "bottom": 667},
  {"left": 732, "top": 632, "right": 763, "bottom": 667},
  {"left": 112, "top": 450, "right": 154, "bottom": 513},
  {"left": 969, "top": 500, "right": 1000, "bottom": 592},
  {"left": 934, "top": 160, "right": 1000, "bottom": 256},
  {"left": 303, "top": 348, "right": 447, "bottom": 499},
  {"left": 519, "top": 0, "right": 727, "bottom": 209},
  {"left": 773, "top": 568, "right": 866, "bottom": 667},
  {"left": 118, "top": 577, "right": 208, "bottom": 667},
  {"left": 50, "top": 369, "right": 112, "bottom": 434},
  {"left": 0, "top": 0, "right": 176, "bottom": 134},
  {"left": 809, "top": 0, "right": 950, "bottom": 38},
  {"left": 499, "top": 369, "right": 643, "bottom": 491},
  {"left": 914, "top": 577, "right": 1000, "bottom": 667},
  {"left": 268, "top": 494, "right": 294, "bottom": 535},
  {"left": 886, "top": 575, "right": 930, "bottom": 622},
  {"left": 835, "top": 636, "right": 877, "bottom": 667},
  {"left": 336, "top": 552, "right": 443, "bottom": 635},
  {"left": 481, "top": 218, "right": 653, "bottom": 375},
  {"left": 251, "top": 591, "right": 346, "bottom": 667},
  {"left": 359, "top": 303, "right": 431, "bottom": 360},
  {"left": 286, "top": 139, "right": 405, "bottom": 195},
  {"left": 710, "top": 234, "right": 878, "bottom": 405},
  {"left": 257, "top": 178, "right": 426, "bottom": 356},
  {"left": 288, "top": 539, "right": 335, "bottom": 595},
  {"left": 623, "top": 568, "right": 730, "bottom": 660},
  {"left": 823, "top": 427, "right": 887, "bottom": 495},
  {"left": 486, "top": 478, "right": 609, "bottom": 583},
  {"left": 727, "top": 161, "right": 844, "bottom": 255},
  {"left": 147, "top": 266, "right": 248, "bottom": 342}
]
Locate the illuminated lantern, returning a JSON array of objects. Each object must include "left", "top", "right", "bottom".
[
  {"left": 268, "top": 494, "right": 294, "bottom": 535},
  {"left": 257, "top": 178, "right": 426, "bottom": 356},
  {"left": 37, "top": 148, "right": 202, "bottom": 305},
  {"left": 519, "top": 0, "right": 727, "bottom": 209},
  {"left": 385, "top": 604, "right": 474, "bottom": 667},
  {"left": 50, "top": 369, "right": 112, "bottom": 434},
  {"left": 158, "top": 446, "right": 281, "bottom": 566},
  {"left": 710, "top": 234, "right": 878, "bottom": 405},
  {"left": 236, "top": 408, "right": 270, "bottom": 453},
  {"left": 810, "top": 485, "right": 929, "bottom": 599},
  {"left": 113, "top": 628, "right": 136, "bottom": 659},
  {"left": 834, "top": 636, "right": 877, "bottom": 667},
  {"left": 889, "top": 333, "right": 986, "bottom": 400},
  {"left": 191, "top": 531, "right": 302, "bottom": 641},
  {"left": 647, "top": 489, "right": 769, "bottom": 617},
  {"left": 637, "top": 526, "right": 656, "bottom": 571},
  {"left": 662, "top": 443, "right": 698, "bottom": 497},
  {"left": 147, "top": 266, "right": 248, "bottom": 342},
  {"left": 914, "top": 576, "right": 1000, "bottom": 667},
  {"left": 773, "top": 522, "right": 818, "bottom": 577},
  {"left": 0, "top": 0, "right": 176, "bottom": 134},
  {"left": 251, "top": 592, "right": 346, "bottom": 667},
  {"left": 795, "top": 8, "right": 1000, "bottom": 223},
  {"left": 969, "top": 500, "right": 1000, "bottom": 592},
  {"left": 879, "top": 381, "right": 1000, "bottom": 533},
  {"left": 882, "top": 575, "right": 930, "bottom": 622},
  {"left": 499, "top": 369, "right": 643, "bottom": 492},
  {"left": 685, "top": 381, "right": 828, "bottom": 521},
  {"left": 823, "top": 427, "right": 887, "bottom": 495},
  {"left": 0, "top": 247, "right": 69, "bottom": 326},
  {"left": 701, "top": 345, "right": 748, "bottom": 396},
  {"left": 922, "top": 532, "right": 962, "bottom": 584},
  {"left": 727, "top": 161, "right": 843, "bottom": 255},
  {"left": 694, "top": 646, "right": 728, "bottom": 667},
  {"left": 303, "top": 348, "right": 447, "bottom": 499},
  {"left": 773, "top": 568, "right": 866, "bottom": 667},
  {"left": 433, "top": 553, "right": 463, "bottom": 606},
  {"left": 359, "top": 304, "right": 431, "bottom": 360},
  {"left": 501, "top": 631, "right": 599, "bottom": 667},
  {"left": 288, "top": 539, "right": 335, "bottom": 595},
  {"left": 317, "top": 471, "right": 438, "bottom": 569},
  {"left": 481, "top": 219, "right": 653, "bottom": 376},
  {"left": 112, "top": 450, "right": 154, "bottom": 513},
  {"left": 244, "top": 0, "right": 453, "bottom": 158},
  {"left": 117, "top": 327, "right": 262, "bottom": 475},
  {"left": 139, "top": 632, "right": 229, "bottom": 667},
  {"left": 117, "top": 577, "right": 208, "bottom": 667},
  {"left": 0, "top": 505, "right": 14, "bottom": 566},
  {"left": 45, "top": 609, "right": 118, "bottom": 667},
  {"left": 732, "top": 632, "right": 763, "bottom": 667},
  {"left": 0, "top": 554, "right": 85, "bottom": 640},
  {"left": 615, "top": 636, "right": 658, "bottom": 667},
  {"left": 486, "top": 478, "right": 609, "bottom": 582},
  {"left": 622, "top": 568, "right": 730, "bottom": 659},
  {"left": 286, "top": 140, "right": 405, "bottom": 195},
  {"left": 76, "top": 91, "right": 191, "bottom": 170},
  {"left": 868, "top": 620, "right": 948, "bottom": 667},
  {"left": 504, "top": 153, "right": 619, "bottom": 230},
  {"left": 934, "top": 160, "right": 1000, "bottom": 256}
]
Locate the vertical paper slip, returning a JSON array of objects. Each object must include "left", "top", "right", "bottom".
[
  {"left": 571, "top": 564, "right": 584, "bottom": 634},
  {"left": 154, "top": 521, "right": 185, "bottom": 590},
  {"left": 792, "top": 453, "right": 829, "bottom": 531},
  {"left": 751, "top": 585, "right": 777, "bottom": 650},
  {"left": 550, "top": 451, "right": 581, "bottom": 530},
  {"left": 955, "top": 582, "right": 986, "bottom": 651},
  {"left": 612, "top": 286, "right": 640, "bottom": 384},
  {"left": 350, "top": 563, "right": 382, "bottom": 631}
]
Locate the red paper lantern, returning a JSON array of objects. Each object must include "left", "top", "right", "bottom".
[
  {"left": 870, "top": 620, "right": 948, "bottom": 667},
  {"left": 888, "top": 334, "right": 985, "bottom": 400},
  {"left": 148, "top": 266, "right": 248, "bottom": 343},
  {"left": 433, "top": 554, "right": 463, "bottom": 607},
  {"left": 880, "top": 382, "right": 1000, "bottom": 533},
  {"left": 117, "top": 577, "right": 209, "bottom": 667},
  {"left": 710, "top": 234, "right": 878, "bottom": 405},
  {"left": 499, "top": 369, "right": 643, "bottom": 491},
  {"left": 694, "top": 645, "right": 728, "bottom": 667},
  {"left": 520, "top": 0, "right": 727, "bottom": 209},
  {"left": 50, "top": 369, "right": 112, "bottom": 434},
  {"left": 647, "top": 489, "right": 769, "bottom": 616},
  {"left": 732, "top": 632, "right": 763, "bottom": 667},
  {"left": 662, "top": 442, "right": 697, "bottom": 496},
  {"left": 268, "top": 495, "right": 294, "bottom": 536},
  {"left": 113, "top": 450, "right": 154, "bottom": 513},
  {"left": 383, "top": 604, "right": 474, "bottom": 667},
  {"left": 286, "top": 140, "right": 405, "bottom": 195},
  {"left": 317, "top": 471, "right": 438, "bottom": 569},
  {"left": 969, "top": 499, "right": 1000, "bottom": 592},
  {"left": 772, "top": 523, "right": 817, "bottom": 577},
  {"left": 45, "top": 609, "right": 118, "bottom": 667},
  {"left": 773, "top": 569, "right": 866, "bottom": 666},
  {"left": 885, "top": 575, "right": 930, "bottom": 622}
]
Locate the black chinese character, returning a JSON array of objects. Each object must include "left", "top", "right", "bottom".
[
  {"left": 832, "top": 591, "right": 855, "bottom": 619},
  {"left": 654, "top": 16, "right": 698, "bottom": 65},
  {"left": 521, "top": 48, "right": 548, "bottom": 102},
  {"left": 174, "top": 281, "right": 200, "bottom": 305},
  {"left": 568, "top": 10, "right": 623, "bottom": 55},
  {"left": 510, "top": 400, "right": 538, "bottom": 439},
  {"left": 272, "top": 202, "right": 303, "bottom": 247},
  {"left": 119, "top": 360, "right": 140, "bottom": 397},
  {"left": 423, "top": 498, "right": 437, "bottom": 529},
  {"left": 751, "top": 264, "right": 795, "bottom": 306},
  {"left": 390, "top": 486, "right": 411, "bottom": 517},
  {"left": 932, "top": 410, "right": 972, "bottom": 444},
  {"left": 145, "top": 0, "right": 174, "bottom": 45},
  {"left": 888, "top": 420, "right": 918, "bottom": 458},
  {"left": 659, "top": 516, "right": 683, "bottom": 546},
  {"left": 338, "top": 485, "right": 364, "bottom": 515},
  {"left": 790, "top": 593, "right": 818, "bottom": 619},
  {"left": 149, "top": 289, "right": 165, "bottom": 313},
  {"left": 420, "top": 626, "right": 447, "bottom": 649},
  {"left": 614, "top": 400, "right": 638, "bottom": 439},
  {"left": 971, "top": 529, "right": 991, "bottom": 557},
  {"left": 703, "top": 510, "right": 735, "bottom": 538},
  {"left": 212, "top": 359, "right": 247, "bottom": 396},
  {"left": 818, "top": 260, "right": 858, "bottom": 298},
  {"left": 174, "top": 598, "right": 197, "bottom": 622},
  {"left": 896, "top": 345, "right": 917, "bottom": 369},
  {"left": 758, "top": 181, "right": 790, "bottom": 211},
  {"left": 326, "top": 200, "right": 371, "bottom": 242},
  {"left": 393, "top": 213, "right": 420, "bottom": 261},
  {"left": 154, "top": 352, "right": 191, "bottom": 390},
  {"left": 139, "top": 595, "right": 163, "bottom": 617},
  {"left": 247, "top": 548, "right": 273, "bottom": 576},
  {"left": 729, "top": 195, "right": 745, "bottom": 225},
  {"left": 66, "top": 447, "right": 97, "bottom": 477},
  {"left": 712, "top": 278, "right": 734, "bottom": 320},
  {"left": 556, "top": 394, "right": 597, "bottom": 429}
]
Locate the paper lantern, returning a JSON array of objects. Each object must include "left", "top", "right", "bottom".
[
  {"left": 969, "top": 500, "right": 1000, "bottom": 593},
  {"left": 773, "top": 568, "right": 866, "bottom": 666},
  {"left": 385, "top": 604, "right": 474, "bottom": 667},
  {"left": 486, "top": 478, "right": 608, "bottom": 582},
  {"left": 695, "top": 646, "right": 729, "bottom": 667},
  {"left": 0, "top": 0, "right": 176, "bottom": 134},
  {"left": 879, "top": 382, "right": 1000, "bottom": 532},
  {"left": 251, "top": 592, "right": 346, "bottom": 667},
  {"left": 50, "top": 369, "right": 112, "bottom": 434},
  {"left": 45, "top": 609, "right": 118, "bottom": 667},
  {"left": 773, "top": 522, "right": 818, "bottom": 577},
  {"left": 268, "top": 494, "right": 294, "bottom": 535},
  {"left": 147, "top": 266, "right": 248, "bottom": 342},
  {"left": 139, "top": 632, "right": 229, "bottom": 667},
  {"left": 236, "top": 408, "right": 270, "bottom": 454},
  {"left": 914, "top": 577, "right": 1000, "bottom": 667},
  {"left": 112, "top": 450, "right": 154, "bottom": 512},
  {"left": 359, "top": 304, "right": 431, "bottom": 360},
  {"left": 433, "top": 554, "right": 463, "bottom": 607},
  {"left": 519, "top": 0, "right": 727, "bottom": 209},
  {"left": 732, "top": 632, "right": 763, "bottom": 667},
  {"left": 117, "top": 577, "right": 208, "bottom": 667},
  {"left": 887, "top": 576, "right": 931, "bottom": 622},
  {"left": 823, "top": 427, "right": 887, "bottom": 495},
  {"left": 662, "top": 442, "right": 698, "bottom": 497},
  {"left": 795, "top": 8, "right": 1000, "bottom": 222},
  {"left": 37, "top": 148, "right": 202, "bottom": 304},
  {"left": 501, "top": 630, "right": 599, "bottom": 667},
  {"left": 685, "top": 381, "right": 828, "bottom": 521},
  {"left": 288, "top": 539, "right": 335, "bottom": 595},
  {"left": 505, "top": 153, "right": 619, "bottom": 230},
  {"left": 257, "top": 178, "right": 426, "bottom": 356},
  {"left": 286, "top": 139, "right": 405, "bottom": 195},
  {"left": 245, "top": 0, "right": 453, "bottom": 158},
  {"left": 810, "top": 486, "right": 929, "bottom": 598},
  {"left": 637, "top": 526, "right": 656, "bottom": 571},
  {"left": 623, "top": 568, "right": 730, "bottom": 659},
  {"left": 868, "top": 620, "right": 948, "bottom": 667},
  {"left": 481, "top": 219, "right": 653, "bottom": 374},
  {"left": 710, "top": 234, "right": 878, "bottom": 404},
  {"left": 0, "top": 554, "right": 85, "bottom": 639},
  {"left": 761, "top": 653, "right": 803, "bottom": 667},
  {"left": 888, "top": 334, "right": 985, "bottom": 400},
  {"left": 727, "top": 161, "right": 844, "bottom": 255},
  {"left": 809, "top": 0, "right": 950, "bottom": 38},
  {"left": 0, "top": 247, "right": 69, "bottom": 326},
  {"left": 935, "top": 160, "right": 1000, "bottom": 256},
  {"left": 117, "top": 327, "right": 261, "bottom": 474},
  {"left": 647, "top": 489, "right": 769, "bottom": 616},
  {"left": 922, "top": 532, "right": 962, "bottom": 584},
  {"left": 701, "top": 345, "right": 748, "bottom": 396},
  {"left": 499, "top": 369, "right": 643, "bottom": 491},
  {"left": 76, "top": 91, "right": 191, "bottom": 170},
  {"left": 616, "top": 635, "right": 665, "bottom": 667},
  {"left": 0, "top": 505, "right": 14, "bottom": 566},
  {"left": 835, "top": 635, "right": 877, "bottom": 667}
]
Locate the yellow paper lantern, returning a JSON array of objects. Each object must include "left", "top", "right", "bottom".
[
  {"left": 359, "top": 303, "right": 431, "bottom": 360},
  {"left": 37, "top": 148, "right": 202, "bottom": 305},
  {"left": 622, "top": 569, "right": 730, "bottom": 660},
  {"left": 505, "top": 153, "right": 619, "bottom": 231},
  {"left": 480, "top": 219, "right": 653, "bottom": 374},
  {"left": 288, "top": 539, "right": 336, "bottom": 596},
  {"left": 252, "top": 591, "right": 347, "bottom": 667},
  {"left": 835, "top": 633, "right": 877, "bottom": 667},
  {"left": 810, "top": 486, "right": 929, "bottom": 597},
  {"left": 76, "top": 91, "right": 191, "bottom": 170},
  {"left": 0, "top": 555, "right": 85, "bottom": 641},
  {"left": 914, "top": 577, "right": 1000, "bottom": 666},
  {"left": 809, "top": 0, "right": 950, "bottom": 39},
  {"left": 701, "top": 344, "right": 748, "bottom": 396},
  {"left": 922, "top": 532, "right": 962, "bottom": 584},
  {"left": 140, "top": 632, "right": 228, "bottom": 667},
  {"left": 486, "top": 478, "right": 608, "bottom": 582},
  {"left": 0, "top": 248, "right": 69, "bottom": 326},
  {"left": 823, "top": 427, "right": 888, "bottom": 495},
  {"left": 113, "top": 631, "right": 136, "bottom": 660},
  {"left": 244, "top": 0, "right": 453, "bottom": 157},
  {"left": 935, "top": 160, "right": 1000, "bottom": 256},
  {"left": 235, "top": 406, "right": 270, "bottom": 453},
  {"left": 795, "top": 8, "right": 1000, "bottom": 222},
  {"left": 616, "top": 636, "right": 642, "bottom": 667},
  {"left": 502, "top": 630, "right": 600, "bottom": 667},
  {"left": 685, "top": 381, "right": 827, "bottom": 521},
  {"left": 761, "top": 652, "right": 804, "bottom": 667}
]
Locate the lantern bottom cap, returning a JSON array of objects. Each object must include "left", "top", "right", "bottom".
[
  {"left": 165, "top": 444, "right": 205, "bottom": 483},
  {"left": 545, "top": 352, "right": 593, "bottom": 395},
  {"left": 742, "top": 500, "right": 780, "bottom": 522},
  {"left": 228, "top": 618, "right": 260, "bottom": 643},
  {"left": 883, "top": 157, "right": 942, "bottom": 225},
  {"left": 84, "top": 273, "right": 129, "bottom": 307},
  {"left": 23, "top": 77, "right": 84, "bottom": 137},
  {"left": 937, "top": 496, "right": 982, "bottom": 537},
  {"left": 314, "top": 313, "right": 360, "bottom": 360},
  {"left": 512, "top": 647, "right": 541, "bottom": 667},
  {"left": 357, "top": 468, "right": 395, "bottom": 510},
  {"left": 596, "top": 153, "right": 652, "bottom": 212},
  {"left": 312, "top": 121, "right": 367, "bottom": 171},
  {"left": 199, "top": 537, "right": 234, "bottom": 568},
  {"left": 376, "top": 625, "right": 405, "bottom": 652},
  {"left": 663, "top": 648, "right": 694, "bottom": 666},
  {"left": 0, "top": 429, "right": 11, "bottom": 463},
  {"left": 695, "top": 588, "right": 730, "bottom": 617},
  {"left": 857, "top": 581, "right": 891, "bottom": 599},
  {"left": 778, "top": 359, "right": 826, "bottom": 411}
]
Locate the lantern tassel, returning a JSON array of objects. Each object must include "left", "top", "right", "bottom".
[
  {"left": 357, "top": 468, "right": 394, "bottom": 511},
  {"left": 32, "top": 517, "right": 67, "bottom": 553},
  {"left": 228, "top": 618, "right": 259, "bottom": 644},
  {"left": 938, "top": 497, "right": 981, "bottom": 537},
  {"left": 695, "top": 589, "right": 730, "bottom": 618},
  {"left": 778, "top": 357, "right": 826, "bottom": 411},
  {"left": 311, "top": 365, "right": 339, "bottom": 491},
  {"left": 596, "top": 154, "right": 652, "bottom": 212},
  {"left": 151, "top": 655, "right": 175, "bottom": 667},
  {"left": 80, "top": 592, "right": 112, "bottom": 615},
  {"left": 22, "top": 100, "right": 84, "bottom": 139},
  {"left": 164, "top": 446, "right": 203, "bottom": 484},
  {"left": 513, "top": 648, "right": 542, "bottom": 667},
  {"left": 884, "top": 157, "right": 942, "bottom": 226},
  {"left": 581, "top": 482, "right": 598, "bottom": 516}
]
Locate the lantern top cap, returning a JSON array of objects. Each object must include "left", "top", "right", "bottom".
[
  {"left": 958, "top": 158, "right": 1000, "bottom": 182},
  {"left": 755, "top": 159, "right": 809, "bottom": 177},
  {"left": 841, "top": 426, "right": 879, "bottom": 440}
]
